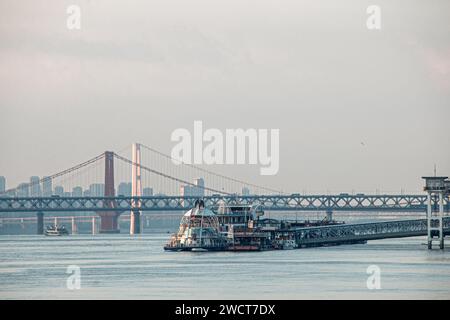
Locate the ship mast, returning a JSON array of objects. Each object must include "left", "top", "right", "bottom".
[{"left": 199, "top": 200, "right": 204, "bottom": 247}]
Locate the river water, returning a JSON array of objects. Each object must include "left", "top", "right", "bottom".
[{"left": 0, "top": 234, "right": 449, "bottom": 299}]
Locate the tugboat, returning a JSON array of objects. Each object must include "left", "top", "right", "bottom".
[
  {"left": 44, "top": 224, "right": 69, "bottom": 236},
  {"left": 164, "top": 200, "right": 229, "bottom": 251}
]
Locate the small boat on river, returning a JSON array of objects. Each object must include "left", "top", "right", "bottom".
[{"left": 44, "top": 224, "right": 69, "bottom": 236}]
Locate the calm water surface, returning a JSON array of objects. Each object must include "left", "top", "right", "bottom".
[{"left": 0, "top": 234, "right": 449, "bottom": 299}]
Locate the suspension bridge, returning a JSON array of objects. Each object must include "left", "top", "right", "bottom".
[{"left": 0, "top": 143, "right": 448, "bottom": 248}]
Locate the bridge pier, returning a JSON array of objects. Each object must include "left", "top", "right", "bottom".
[
  {"left": 91, "top": 217, "right": 97, "bottom": 234},
  {"left": 130, "top": 210, "right": 141, "bottom": 235},
  {"left": 97, "top": 151, "right": 121, "bottom": 233},
  {"left": 71, "top": 217, "right": 77, "bottom": 234},
  {"left": 37, "top": 212, "right": 44, "bottom": 235},
  {"left": 98, "top": 212, "right": 120, "bottom": 233},
  {"left": 326, "top": 210, "right": 333, "bottom": 222}
]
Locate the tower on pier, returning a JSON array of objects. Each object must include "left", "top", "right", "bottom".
[{"left": 422, "top": 176, "right": 449, "bottom": 249}]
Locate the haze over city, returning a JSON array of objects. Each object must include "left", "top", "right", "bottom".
[{"left": 1, "top": 0, "right": 449, "bottom": 194}]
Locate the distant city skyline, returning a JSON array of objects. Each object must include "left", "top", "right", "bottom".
[
  {"left": 0, "top": 172, "right": 440, "bottom": 197},
  {"left": 0, "top": 175, "right": 257, "bottom": 197}
]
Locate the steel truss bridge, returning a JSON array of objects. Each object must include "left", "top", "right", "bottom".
[
  {"left": 0, "top": 194, "right": 448, "bottom": 213},
  {"left": 1, "top": 147, "right": 449, "bottom": 245},
  {"left": 294, "top": 217, "right": 450, "bottom": 247}
]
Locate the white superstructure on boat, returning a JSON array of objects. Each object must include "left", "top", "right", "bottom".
[{"left": 164, "top": 200, "right": 228, "bottom": 251}]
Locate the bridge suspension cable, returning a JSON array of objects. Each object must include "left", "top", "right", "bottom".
[
  {"left": 0, "top": 153, "right": 106, "bottom": 196},
  {"left": 138, "top": 142, "right": 285, "bottom": 195},
  {"left": 113, "top": 153, "right": 233, "bottom": 196}
]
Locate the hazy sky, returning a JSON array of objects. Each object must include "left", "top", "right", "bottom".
[{"left": 1, "top": 0, "right": 449, "bottom": 193}]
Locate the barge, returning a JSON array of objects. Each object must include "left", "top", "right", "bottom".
[
  {"left": 164, "top": 200, "right": 228, "bottom": 251},
  {"left": 164, "top": 199, "right": 362, "bottom": 252}
]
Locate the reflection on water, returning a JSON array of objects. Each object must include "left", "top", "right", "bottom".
[{"left": 0, "top": 234, "right": 449, "bottom": 299}]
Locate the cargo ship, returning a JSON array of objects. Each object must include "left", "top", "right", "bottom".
[{"left": 164, "top": 199, "right": 347, "bottom": 252}]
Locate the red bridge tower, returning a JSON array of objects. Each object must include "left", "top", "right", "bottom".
[{"left": 97, "top": 151, "right": 121, "bottom": 233}]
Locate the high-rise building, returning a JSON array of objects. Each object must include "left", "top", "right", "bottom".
[
  {"left": 42, "top": 177, "right": 52, "bottom": 197},
  {"left": 5, "top": 190, "right": 16, "bottom": 197},
  {"left": 54, "top": 186, "right": 64, "bottom": 196},
  {"left": 193, "top": 178, "right": 205, "bottom": 197},
  {"left": 180, "top": 185, "right": 192, "bottom": 197},
  {"left": 72, "top": 186, "right": 83, "bottom": 197},
  {"left": 117, "top": 182, "right": 132, "bottom": 196},
  {"left": 242, "top": 187, "right": 250, "bottom": 196},
  {"left": 180, "top": 178, "right": 205, "bottom": 198},
  {"left": 17, "top": 183, "right": 30, "bottom": 197},
  {"left": 30, "top": 176, "right": 41, "bottom": 197},
  {"left": 143, "top": 187, "right": 153, "bottom": 196},
  {"left": 0, "top": 176, "right": 5, "bottom": 194}
]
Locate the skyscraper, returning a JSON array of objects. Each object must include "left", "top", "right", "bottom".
[
  {"left": 72, "top": 186, "right": 83, "bottom": 197},
  {"left": 0, "top": 176, "right": 5, "bottom": 194},
  {"left": 193, "top": 178, "right": 205, "bottom": 197},
  {"left": 180, "top": 185, "right": 192, "bottom": 197},
  {"left": 54, "top": 186, "right": 64, "bottom": 197},
  {"left": 143, "top": 187, "right": 153, "bottom": 196},
  {"left": 89, "top": 183, "right": 105, "bottom": 197},
  {"left": 17, "top": 183, "right": 29, "bottom": 197},
  {"left": 30, "top": 176, "right": 41, "bottom": 197},
  {"left": 180, "top": 178, "right": 205, "bottom": 198},
  {"left": 117, "top": 182, "right": 132, "bottom": 196},
  {"left": 242, "top": 187, "right": 250, "bottom": 196},
  {"left": 42, "top": 177, "right": 52, "bottom": 197}
]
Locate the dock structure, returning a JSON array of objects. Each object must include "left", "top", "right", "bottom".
[
  {"left": 423, "top": 177, "right": 450, "bottom": 249},
  {"left": 292, "top": 217, "right": 450, "bottom": 248}
]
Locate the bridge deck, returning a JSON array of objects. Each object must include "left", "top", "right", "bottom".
[{"left": 0, "top": 194, "right": 448, "bottom": 212}]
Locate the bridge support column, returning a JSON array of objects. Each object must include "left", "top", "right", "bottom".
[
  {"left": 427, "top": 191, "right": 445, "bottom": 250},
  {"left": 92, "top": 217, "right": 97, "bottom": 235},
  {"left": 130, "top": 143, "right": 142, "bottom": 235},
  {"left": 98, "top": 212, "right": 120, "bottom": 233},
  {"left": 97, "top": 151, "right": 121, "bottom": 233},
  {"left": 326, "top": 210, "right": 333, "bottom": 222},
  {"left": 71, "top": 217, "right": 77, "bottom": 234},
  {"left": 37, "top": 212, "right": 44, "bottom": 235},
  {"left": 131, "top": 210, "right": 141, "bottom": 235},
  {"left": 423, "top": 176, "right": 448, "bottom": 250}
]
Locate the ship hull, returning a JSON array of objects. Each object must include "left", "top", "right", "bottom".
[
  {"left": 44, "top": 231, "right": 69, "bottom": 236},
  {"left": 164, "top": 245, "right": 228, "bottom": 252}
]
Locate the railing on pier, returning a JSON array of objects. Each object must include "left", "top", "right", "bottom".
[{"left": 294, "top": 217, "right": 450, "bottom": 246}]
